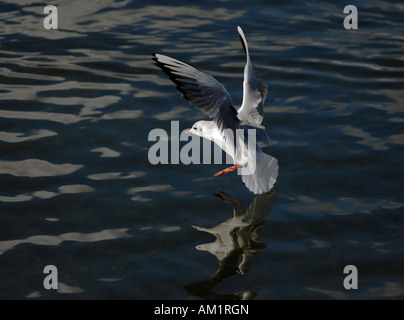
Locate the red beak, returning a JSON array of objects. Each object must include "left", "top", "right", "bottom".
[{"left": 185, "top": 131, "right": 192, "bottom": 135}]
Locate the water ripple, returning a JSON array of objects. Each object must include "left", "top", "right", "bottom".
[
  {"left": 0, "top": 228, "right": 131, "bottom": 255},
  {"left": 0, "top": 129, "right": 57, "bottom": 143},
  {"left": 0, "top": 184, "right": 94, "bottom": 203},
  {"left": 0, "top": 159, "right": 83, "bottom": 177},
  {"left": 0, "top": 0, "right": 403, "bottom": 299}
]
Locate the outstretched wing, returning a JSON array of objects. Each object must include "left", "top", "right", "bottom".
[
  {"left": 236, "top": 26, "right": 268, "bottom": 129},
  {"left": 152, "top": 53, "right": 239, "bottom": 135}
]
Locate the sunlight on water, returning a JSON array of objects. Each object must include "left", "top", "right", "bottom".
[
  {"left": 0, "top": 0, "right": 403, "bottom": 299},
  {"left": 0, "top": 228, "right": 131, "bottom": 255}
]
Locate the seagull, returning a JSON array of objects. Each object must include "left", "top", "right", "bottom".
[{"left": 152, "top": 26, "right": 278, "bottom": 194}]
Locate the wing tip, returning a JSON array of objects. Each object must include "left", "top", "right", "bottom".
[
  {"left": 236, "top": 26, "right": 249, "bottom": 59},
  {"left": 151, "top": 52, "right": 161, "bottom": 66}
]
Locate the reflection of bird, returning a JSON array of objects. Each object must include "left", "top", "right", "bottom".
[
  {"left": 185, "top": 189, "right": 276, "bottom": 300},
  {"left": 152, "top": 26, "right": 278, "bottom": 195}
]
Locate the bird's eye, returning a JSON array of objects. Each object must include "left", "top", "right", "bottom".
[{"left": 193, "top": 127, "right": 196, "bottom": 130}]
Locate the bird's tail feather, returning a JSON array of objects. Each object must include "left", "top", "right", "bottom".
[{"left": 241, "top": 151, "right": 278, "bottom": 195}]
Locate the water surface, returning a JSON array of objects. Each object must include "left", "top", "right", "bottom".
[{"left": 1, "top": 0, "right": 403, "bottom": 299}]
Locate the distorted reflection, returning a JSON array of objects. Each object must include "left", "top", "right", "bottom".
[{"left": 185, "top": 189, "right": 276, "bottom": 300}]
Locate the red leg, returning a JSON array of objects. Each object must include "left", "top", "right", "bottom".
[
  {"left": 213, "top": 165, "right": 242, "bottom": 177},
  {"left": 214, "top": 193, "right": 236, "bottom": 209},
  {"left": 219, "top": 191, "right": 242, "bottom": 208}
]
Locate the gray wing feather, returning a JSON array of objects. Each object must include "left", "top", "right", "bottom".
[
  {"left": 152, "top": 53, "right": 239, "bottom": 135},
  {"left": 237, "top": 26, "right": 268, "bottom": 128}
]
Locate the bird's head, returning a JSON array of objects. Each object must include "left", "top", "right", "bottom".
[{"left": 185, "top": 120, "right": 210, "bottom": 138}]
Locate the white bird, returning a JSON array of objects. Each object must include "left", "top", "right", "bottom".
[{"left": 152, "top": 26, "right": 278, "bottom": 194}]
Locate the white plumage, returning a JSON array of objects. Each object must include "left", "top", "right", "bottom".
[{"left": 152, "top": 26, "right": 278, "bottom": 194}]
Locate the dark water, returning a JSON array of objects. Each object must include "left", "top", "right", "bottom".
[{"left": 1, "top": 0, "right": 403, "bottom": 299}]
